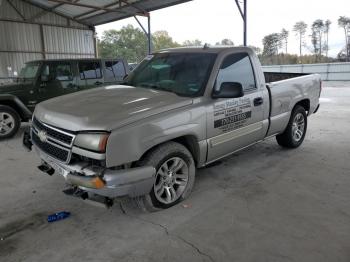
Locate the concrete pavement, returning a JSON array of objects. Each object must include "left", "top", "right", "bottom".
[{"left": 0, "top": 83, "right": 349, "bottom": 262}]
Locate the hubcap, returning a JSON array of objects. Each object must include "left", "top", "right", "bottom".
[
  {"left": 0, "top": 112, "right": 15, "bottom": 136},
  {"left": 154, "top": 157, "right": 189, "bottom": 205},
  {"left": 292, "top": 113, "right": 305, "bottom": 142}
]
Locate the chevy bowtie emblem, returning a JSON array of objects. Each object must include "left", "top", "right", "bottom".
[{"left": 38, "top": 130, "right": 48, "bottom": 143}]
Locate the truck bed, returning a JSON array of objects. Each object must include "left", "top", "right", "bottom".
[
  {"left": 264, "top": 72, "right": 309, "bottom": 83},
  {"left": 264, "top": 73, "right": 321, "bottom": 137}
]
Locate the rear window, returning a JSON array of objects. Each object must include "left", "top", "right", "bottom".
[
  {"left": 79, "top": 61, "right": 102, "bottom": 80},
  {"left": 104, "top": 61, "right": 126, "bottom": 82}
]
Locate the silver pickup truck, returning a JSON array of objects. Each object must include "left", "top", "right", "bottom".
[{"left": 24, "top": 47, "right": 321, "bottom": 211}]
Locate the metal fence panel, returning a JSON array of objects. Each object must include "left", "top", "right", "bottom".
[{"left": 263, "top": 63, "right": 350, "bottom": 81}]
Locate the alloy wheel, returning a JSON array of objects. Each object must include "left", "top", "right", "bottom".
[
  {"left": 292, "top": 113, "right": 305, "bottom": 142},
  {"left": 153, "top": 157, "right": 189, "bottom": 204},
  {"left": 0, "top": 112, "right": 15, "bottom": 136}
]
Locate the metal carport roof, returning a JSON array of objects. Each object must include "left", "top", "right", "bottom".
[
  {"left": 3, "top": 0, "right": 248, "bottom": 55},
  {"left": 20, "top": 0, "right": 194, "bottom": 54},
  {"left": 23, "top": 0, "right": 192, "bottom": 26}
]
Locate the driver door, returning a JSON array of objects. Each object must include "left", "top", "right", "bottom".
[{"left": 206, "top": 52, "right": 265, "bottom": 162}]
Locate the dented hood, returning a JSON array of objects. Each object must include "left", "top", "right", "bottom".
[{"left": 34, "top": 85, "right": 193, "bottom": 131}]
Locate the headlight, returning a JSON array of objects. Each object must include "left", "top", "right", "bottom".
[{"left": 74, "top": 133, "right": 110, "bottom": 153}]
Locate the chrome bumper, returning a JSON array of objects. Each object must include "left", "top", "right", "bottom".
[{"left": 36, "top": 148, "right": 156, "bottom": 198}]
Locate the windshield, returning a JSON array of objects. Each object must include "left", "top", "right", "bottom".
[
  {"left": 125, "top": 53, "right": 217, "bottom": 97},
  {"left": 18, "top": 63, "right": 40, "bottom": 79}
]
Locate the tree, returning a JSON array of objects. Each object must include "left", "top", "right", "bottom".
[
  {"left": 215, "top": 39, "right": 234, "bottom": 46},
  {"left": 311, "top": 19, "right": 327, "bottom": 60},
  {"left": 338, "top": 16, "right": 350, "bottom": 61},
  {"left": 262, "top": 33, "right": 282, "bottom": 56},
  {"left": 293, "top": 21, "right": 307, "bottom": 56},
  {"left": 182, "top": 39, "right": 202, "bottom": 46},
  {"left": 323, "top": 20, "right": 332, "bottom": 57},
  {"left": 98, "top": 25, "right": 148, "bottom": 62},
  {"left": 248, "top": 45, "right": 262, "bottom": 55},
  {"left": 152, "top": 30, "right": 180, "bottom": 51},
  {"left": 280, "top": 28, "right": 289, "bottom": 54}
]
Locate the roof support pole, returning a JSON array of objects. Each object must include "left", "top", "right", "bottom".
[
  {"left": 93, "top": 27, "right": 98, "bottom": 58},
  {"left": 235, "top": 0, "right": 247, "bottom": 46},
  {"left": 243, "top": 0, "right": 247, "bottom": 46},
  {"left": 134, "top": 13, "right": 152, "bottom": 54},
  {"left": 39, "top": 24, "right": 46, "bottom": 59},
  {"left": 147, "top": 14, "right": 151, "bottom": 54}
]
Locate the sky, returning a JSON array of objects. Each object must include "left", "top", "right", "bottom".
[{"left": 96, "top": 0, "right": 350, "bottom": 57}]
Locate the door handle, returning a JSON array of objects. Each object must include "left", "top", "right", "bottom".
[
  {"left": 95, "top": 81, "right": 103, "bottom": 86},
  {"left": 254, "top": 97, "right": 263, "bottom": 106}
]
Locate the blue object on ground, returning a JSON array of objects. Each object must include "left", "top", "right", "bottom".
[{"left": 47, "top": 211, "right": 71, "bottom": 223}]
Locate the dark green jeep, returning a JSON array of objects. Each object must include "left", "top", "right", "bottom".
[{"left": 0, "top": 58, "right": 129, "bottom": 139}]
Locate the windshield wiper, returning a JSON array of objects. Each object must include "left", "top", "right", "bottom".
[
  {"left": 139, "top": 83, "right": 173, "bottom": 93},
  {"left": 119, "top": 81, "right": 131, "bottom": 85},
  {"left": 137, "top": 83, "right": 183, "bottom": 96}
]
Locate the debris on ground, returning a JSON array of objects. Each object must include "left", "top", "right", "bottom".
[{"left": 47, "top": 211, "right": 71, "bottom": 223}]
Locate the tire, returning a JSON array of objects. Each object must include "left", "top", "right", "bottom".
[
  {"left": 0, "top": 105, "right": 21, "bottom": 140},
  {"left": 135, "top": 142, "right": 196, "bottom": 212},
  {"left": 276, "top": 105, "right": 307, "bottom": 148}
]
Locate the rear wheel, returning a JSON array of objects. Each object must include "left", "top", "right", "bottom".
[
  {"left": 0, "top": 105, "right": 20, "bottom": 140},
  {"left": 135, "top": 142, "right": 195, "bottom": 212},
  {"left": 276, "top": 105, "right": 307, "bottom": 148}
]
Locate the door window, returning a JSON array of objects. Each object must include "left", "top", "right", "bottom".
[
  {"left": 55, "top": 63, "right": 73, "bottom": 81},
  {"left": 41, "top": 64, "right": 51, "bottom": 80},
  {"left": 41, "top": 63, "right": 72, "bottom": 81},
  {"left": 105, "top": 61, "right": 126, "bottom": 81},
  {"left": 79, "top": 61, "right": 102, "bottom": 79},
  {"left": 216, "top": 53, "right": 256, "bottom": 92}
]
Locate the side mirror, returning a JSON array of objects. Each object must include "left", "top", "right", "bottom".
[
  {"left": 212, "top": 82, "right": 244, "bottom": 99},
  {"left": 41, "top": 75, "right": 49, "bottom": 82}
]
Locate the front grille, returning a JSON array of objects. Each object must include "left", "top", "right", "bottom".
[
  {"left": 31, "top": 117, "right": 75, "bottom": 163},
  {"left": 33, "top": 117, "right": 73, "bottom": 145},
  {"left": 32, "top": 130, "right": 69, "bottom": 162}
]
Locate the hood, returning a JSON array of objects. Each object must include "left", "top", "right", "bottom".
[
  {"left": 0, "top": 82, "right": 23, "bottom": 94},
  {"left": 34, "top": 85, "right": 193, "bottom": 132}
]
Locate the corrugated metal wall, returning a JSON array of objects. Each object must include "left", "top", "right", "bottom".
[
  {"left": 43, "top": 26, "right": 94, "bottom": 56},
  {"left": 0, "top": 0, "right": 96, "bottom": 84},
  {"left": 263, "top": 63, "right": 350, "bottom": 81}
]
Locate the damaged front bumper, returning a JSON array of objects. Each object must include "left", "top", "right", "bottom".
[
  {"left": 24, "top": 128, "right": 156, "bottom": 201},
  {"left": 39, "top": 152, "right": 156, "bottom": 199}
]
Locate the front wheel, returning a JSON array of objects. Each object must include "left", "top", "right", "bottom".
[
  {"left": 0, "top": 105, "right": 21, "bottom": 140},
  {"left": 276, "top": 105, "right": 307, "bottom": 148},
  {"left": 135, "top": 142, "right": 196, "bottom": 212}
]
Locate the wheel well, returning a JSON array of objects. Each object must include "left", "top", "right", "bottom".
[
  {"left": 294, "top": 99, "right": 310, "bottom": 114},
  {"left": 172, "top": 135, "right": 200, "bottom": 165},
  {"left": 0, "top": 101, "right": 26, "bottom": 120},
  {"left": 137, "top": 135, "right": 201, "bottom": 167}
]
